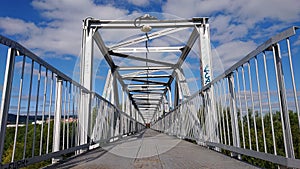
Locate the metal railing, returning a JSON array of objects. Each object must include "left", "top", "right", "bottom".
[
  {"left": 0, "top": 35, "right": 144, "bottom": 168},
  {"left": 152, "top": 26, "right": 300, "bottom": 168}
]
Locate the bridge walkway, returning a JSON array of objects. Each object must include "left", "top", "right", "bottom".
[{"left": 47, "top": 129, "right": 258, "bottom": 169}]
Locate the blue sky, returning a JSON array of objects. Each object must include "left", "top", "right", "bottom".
[
  {"left": 0, "top": 0, "right": 299, "bottom": 125},
  {"left": 0, "top": 0, "right": 300, "bottom": 96}
]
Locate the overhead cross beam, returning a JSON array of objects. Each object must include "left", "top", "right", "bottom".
[
  {"left": 89, "top": 18, "right": 206, "bottom": 29},
  {"left": 110, "top": 51, "right": 176, "bottom": 67},
  {"left": 117, "top": 66, "right": 172, "bottom": 71},
  {"left": 123, "top": 74, "right": 171, "bottom": 79},
  {"left": 109, "top": 27, "right": 188, "bottom": 50},
  {"left": 124, "top": 78, "right": 167, "bottom": 85},
  {"left": 112, "top": 46, "right": 183, "bottom": 53}
]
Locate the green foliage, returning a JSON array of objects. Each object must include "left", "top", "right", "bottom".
[
  {"left": 2, "top": 121, "right": 77, "bottom": 169},
  {"left": 216, "top": 107, "right": 300, "bottom": 168},
  {"left": 2, "top": 123, "right": 53, "bottom": 168},
  {"left": 236, "top": 109, "right": 300, "bottom": 168}
]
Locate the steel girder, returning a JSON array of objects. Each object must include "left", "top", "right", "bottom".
[{"left": 82, "top": 16, "right": 210, "bottom": 123}]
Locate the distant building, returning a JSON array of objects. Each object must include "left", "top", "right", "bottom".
[
  {"left": 31, "top": 120, "right": 44, "bottom": 125},
  {"left": 7, "top": 124, "right": 25, "bottom": 128},
  {"left": 63, "top": 117, "right": 77, "bottom": 123}
]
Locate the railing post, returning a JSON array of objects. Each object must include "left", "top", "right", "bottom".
[
  {"left": 198, "top": 18, "right": 217, "bottom": 144},
  {"left": 198, "top": 18, "right": 212, "bottom": 86},
  {"left": 0, "top": 48, "right": 16, "bottom": 164},
  {"left": 111, "top": 70, "right": 119, "bottom": 138},
  {"left": 80, "top": 18, "right": 94, "bottom": 150},
  {"left": 168, "top": 87, "right": 172, "bottom": 110},
  {"left": 228, "top": 74, "right": 241, "bottom": 158},
  {"left": 52, "top": 78, "right": 63, "bottom": 163},
  {"left": 174, "top": 76, "right": 179, "bottom": 107},
  {"left": 273, "top": 44, "right": 295, "bottom": 159}
]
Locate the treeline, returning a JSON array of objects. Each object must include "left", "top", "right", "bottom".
[
  {"left": 3, "top": 123, "right": 53, "bottom": 168},
  {"left": 2, "top": 122, "right": 76, "bottom": 169}
]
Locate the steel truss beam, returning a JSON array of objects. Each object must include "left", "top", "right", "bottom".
[
  {"left": 93, "top": 31, "right": 145, "bottom": 121},
  {"left": 122, "top": 69, "right": 165, "bottom": 78},
  {"left": 112, "top": 46, "right": 183, "bottom": 53},
  {"left": 124, "top": 78, "right": 167, "bottom": 85},
  {"left": 84, "top": 17, "right": 210, "bottom": 123},
  {"left": 123, "top": 75, "right": 171, "bottom": 79},
  {"left": 117, "top": 66, "right": 172, "bottom": 71},
  {"left": 133, "top": 98, "right": 161, "bottom": 101},
  {"left": 89, "top": 18, "right": 207, "bottom": 29},
  {"left": 151, "top": 27, "right": 200, "bottom": 120},
  {"left": 166, "top": 27, "right": 199, "bottom": 88},
  {"left": 132, "top": 94, "right": 162, "bottom": 98},
  {"left": 93, "top": 31, "right": 116, "bottom": 69},
  {"left": 127, "top": 84, "right": 165, "bottom": 87},
  {"left": 137, "top": 105, "right": 158, "bottom": 108},
  {"left": 109, "top": 27, "right": 189, "bottom": 50},
  {"left": 130, "top": 91, "right": 164, "bottom": 95},
  {"left": 110, "top": 51, "right": 175, "bottom": 67}
]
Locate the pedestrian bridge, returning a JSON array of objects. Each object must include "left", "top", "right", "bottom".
[{"left": 0, "top": 15, "right": 300, "bottom": 168}]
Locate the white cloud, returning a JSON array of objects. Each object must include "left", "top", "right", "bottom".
[
  {"left": 163, "top": 0, "right": 300, "bottom": 77},
  {"left": 210, "top": 15, "right": 249, "bottom": 44},
  {"left": 212, "top": 40, "right": 257, "bottom": 71},
  {"left": 0, "top": 17, "right": 41, "bottom": 43},
  {"left": 163, "top": 0, "right": 300, "bottom": 43},
  {"left": 0, "top": 0, "right": 129, "bottom": 57},
  {"left": 127, "top": 0, "right": 149, "bottom": 7},
  {"left": 0, "top": 0, "right": 299, "bottom": 87},
  {"left": 163, "top": 0, "right": 300, "bottom": 23},
  {"left": 237, "top": 0, "right": 300, "bottom": 24}
]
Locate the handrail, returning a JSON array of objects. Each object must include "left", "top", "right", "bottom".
[
  {"left": 162, "top": 26, "right": 299, "bottom": 114},
  {"left": 0, "top": 35, "right": 85, "bottom": 91},
  {"left": 0, "top": 34, "right": 144, "bottom": 168},
  {"left": 152, "top": 26, "right": 300, "bottom": 168}
]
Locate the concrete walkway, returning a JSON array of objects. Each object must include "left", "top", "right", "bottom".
[{"left": 47, "top": 129, "right": 259, "bottom": 169}]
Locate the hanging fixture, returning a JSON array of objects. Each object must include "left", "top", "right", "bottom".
[
  {"left": 134, "top": 14, "right": 157, "bottom": 33},
  {"left": 134, "top": 14, "right": 158, "bottom": 113}
]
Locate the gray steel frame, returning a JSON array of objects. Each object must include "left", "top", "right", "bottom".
[
  {"left": 152, "top": 26, "right": 300, "bottom": 168},
  {"left": 0, "top": 34, "right": 145, "bottom": 168},
  {"left": 82, "top": 17, "right": 209, "bottom": 123}
]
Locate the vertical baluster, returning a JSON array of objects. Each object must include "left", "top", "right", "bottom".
[
  {"left": 23, "top": 60, "right": 34, "bottom": 159},
  {"left": 247, "top": 62, "right": 259, "bottom": 151},
  {"left": 12, "top": 55, "right": 26, "bottom": 162},
  {"left": 215, "top": 83, "right": 223, "bottom": 144},
  {"left": 254, "top": 57, "right": 267, "bottom": 153},
  {"left": 220, "top": 82, "right": 227, "bottom": 145},
  {"left": 286, "top": 38, "right": 300, "bottom": 131},
  {"left": 241, "top": 66, "right": 252, "bottom": 150},
  {"left": 67, "top": 83, "right": 71, "bottom": 149},
  {"left": 236, "top": 70, "right": 246, "bottom": 149},
  {"left": 71, "top": 86, "right": 76, "bottom": 148},
  {"left": 228, "top": 73, "right": 241, "bottom": 153},
  {"left": 39, "top": 69, "right": 48, "bottom": 155},
  {"left": 62, "top": 82, "right": 67, "bottom": 150},
  {"left": 32, "top": 64, "right": 42, "bottom": 157},
  {"left": 263, "top": 52, "right": 277, "bottom": 155},
  {"left": 46, "top": 72, "right": 54, "bottom": 154},
  {"left": 223, "top": 79, "right": 231, "bottom": 145}
]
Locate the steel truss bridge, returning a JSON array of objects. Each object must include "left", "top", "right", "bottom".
[{"left": 0, "top": 15, "right": 300, "bottom": 168}]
